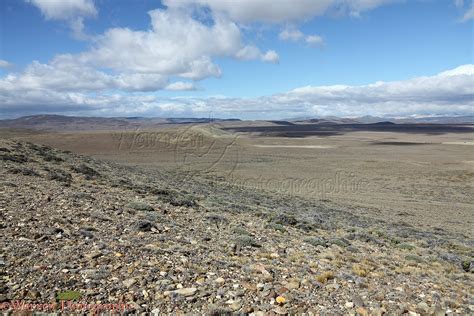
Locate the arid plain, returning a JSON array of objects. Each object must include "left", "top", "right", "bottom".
[
  {"left": 1, "top": 118, "right": 473, "bottom": 314},
  {"left": 8, "top": 121, "right": 473, "bottom": 238}
]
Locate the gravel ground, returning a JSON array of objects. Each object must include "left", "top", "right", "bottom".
[{"left": 0, "top": 139, "right": 472, "bottom": 315}]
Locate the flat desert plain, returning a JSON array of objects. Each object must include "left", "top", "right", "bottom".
[{"left": 1, "top": 122, "right": 474, "bottom": 314}]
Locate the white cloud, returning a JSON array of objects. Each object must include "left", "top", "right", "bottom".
[
  {"left": 0, "top": 58, "right": 169, "bottom": 92},
  {"left": 305, "top": 35, "right": 325, "bottom": 46},
  {"left": 454, "top": 0, "right": 474, "bottom": 21},
  {"left": 165, "top": 82, "right": 197, "bottom": 91},
  {"left": 269, "top": 64, "right": 474, "bottom": 117},
  {"left": 279, "top": 28, "right": 304, "bottom": 41},
  {"left": 26, "top": 0, "right": 98, "bottom": 38},
  {"left": 5, "top": 1, "right": 470, "bottom": 119},
  {"left": 1, "top": 7, "right": 278, "bottom": 95},
  {"left": 454, "top": 0, "right": 464, "bottom": 8},
  {"left": 20, "top": 0, "right": 400, "bottom": 91},
  {"left": 26, "top": 0, "right": 97, "bottom": 20},
  {"left": 236, "top": 45, "right": 262, "bottom": 60},
  {"left": 164, "top": 0, "right": 397, "bottom": 23},
  {"left": 1, "top": 65, "right": 472, "bottom": 119},
  {"left": 438, "top": 64, "right": 474, "bottom": 76},
  {"left": 461, "top": 1, "right": 474, "bottom": 21},
  {"left": 342, "top": 0, "right": 397, "bottom": 17},
  {"left": 164, "top": 0, "right": 333, "bottom": 23},
  {"left": 77, "top": 9, "right": 238, "bottom": 76},
  {"left": 76, "top": 9, "right": 276, "bottom": 77},
  {"left": 0, "top": 60, "right": 13, "bottom": 69},
  {"left": 261, "top": 50, "right": 280, "bottom": 63},
  {"left": 236, "top": 46, "right": 279, "bottom": 63},
  {"left": 279, "top": 26, "right": 324, "bottom": 47}
]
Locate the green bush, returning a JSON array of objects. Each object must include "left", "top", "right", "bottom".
[
  {"left": 126, "top": 201, "right": 154, "bottom": 212},
  {"left": 48, "top": 169, "right": 72, "bottom": 184},
  {"left": 56, "top": 291, "right": 81, "bottom": 301},
  {"left": 235, "top": 235, "right": 260, "bottom": 247},
  {"left": 272, "top": 213, "right": 298, "bottom": 226},
  {"left": 266, "top": 222, "right": 287, "bottom": 232},
  {"left": 72, "top": 163, "right": 100, "bottom": 179},
  {"left": 232, "top": 227, "right": 251, "bottom": 235},
  {"left": 304, "top": 237, "right": 327, "bottom": 248},
  {"left": 405, "top": 254, "right": 423, "bottom": 263},
  {"left": 398, "top": 243, "right": 416, "bottom": 251}
]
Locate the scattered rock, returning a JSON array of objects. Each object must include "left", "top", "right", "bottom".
[
  {"left": 227, "top": 299, "right": 242, "bottom": 311},
  {"left": 135, "top": 220, "right": 154, "bottom": 232},
  {"left": 85, "top": 251, "right": 103, "bottom": 259},
  {"left": 215, "top": 277, "right": 225, "bottom": 285},
  {"left": 416, "top": 302, "right": 430, "bottom": 314},
  {"left": 122, "top": 278, "right": 137, "bottom": 288},
  {"left": 0, "top": 138, "right": 472, "bottom": 315},
  {"left": 352, "top": 294, "right": 365, "bottom": 307},
  {"left": 165, "top": 287, "right": 197, "bottom": 297},
  {"left": 274, "top": 306, "right": 288, "bottom": 315},
  {"left": 356, "top": 306, "right": 369, "bottom": 316}
]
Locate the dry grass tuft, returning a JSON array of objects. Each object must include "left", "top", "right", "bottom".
[{"left": 316, "top": 271, "right": 335, "bottom": 283}]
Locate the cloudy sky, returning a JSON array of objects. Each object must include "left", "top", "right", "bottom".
[{"left": 0, "top": 0, "right": 473, "bottom": 119}]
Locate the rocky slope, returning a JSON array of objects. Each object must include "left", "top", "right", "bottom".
[{"left": 0, "top": 139, "right": 472, "bottom": 315}]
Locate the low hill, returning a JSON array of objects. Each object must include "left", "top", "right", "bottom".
[
  {"left": 0, "top": 115, "right": 241, "bottom": 132},
  {"left": 0, "top": 138, "right": 472, "bottom": 314}
]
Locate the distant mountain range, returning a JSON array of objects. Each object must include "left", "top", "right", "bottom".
[
  {"left": 288, "top": 115, "right": 474, "bottom": 124},
  {"left": 0, "top": 114, "right": 472, "bottom": 131}
]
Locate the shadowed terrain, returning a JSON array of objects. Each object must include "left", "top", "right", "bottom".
[{"left": 223, "top": 122, "right": 474, "bottom": 137}]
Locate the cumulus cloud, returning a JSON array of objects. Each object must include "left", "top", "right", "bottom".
[
  {"left": 279, "top": 26, "right": 324, "bottom": 47},
  {"left": 261, "top": 50, "right": 280, "bottom": 63},
  {"left": 305, "top": 35, "right": 325, "bottom": 46},
  {"left": 5, "top": 1, "right": 470, "bottom": 119},
  {"left": 1, "top": 65, "right": 472, "bottom": 119},
  {"left": 279, "top": 64, "right": 474, "bottom": 117},
  {"left": 0, "top": 60, "right": 13, "bottom": 69},
  {"left": 454, "top": 0, "right": 474, "bottom": 21},
  {"left": 461, "top": 1, "right": 474, "bottom": 21},
  {"left": 341, "top": 0, "right": 398, "bottom": 17},
  {"left": 77, "top": 9, "right": 239, "bottom": 77},
  {"left": 164, "top": 0, "right": 332, "bottom": 23},
  {"left": 26, "top": 0, "right": 97, "bottom": 20},
  {"left": 164, "top": 0, "right": 397, "bottom": 23},
  {"left": 76, "top": 9, "right": 277, "bottom": 77},
  {"left": 0, "top": 58, "right": 168, "bottom": 92},
  {"left": 236, "top": 45, "right": 262, "bottom": 60},
  {"left": 26, "top": 0, "right": 97, "bottom": 38},
  {"left": 20, "top": 0, "right": 400, "bottom": 93},
  {"left": 235, "top": 45, "right": 279, "bottom": 63},
  {"left": 165, "top": 82, "right": 197, "bottom": 91},
  {"left": 279, "top": 28, "right": 305, "bottom": 41},
  {"left": 1, "top": 7, "right": 278, "bottom": 95}
]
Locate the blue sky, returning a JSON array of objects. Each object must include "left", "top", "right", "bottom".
[{"left": 0, "top": 0, "right": 473, "bottom": 119}]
